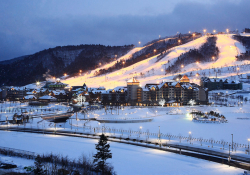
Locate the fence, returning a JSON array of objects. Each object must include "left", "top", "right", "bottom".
[{"left": 0, "top": 146, "right": 36, "bottom": 159}]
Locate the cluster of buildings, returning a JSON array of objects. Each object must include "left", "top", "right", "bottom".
[
  {"left": 101, "top": 75, "right": 208, "bottom": 106},
  {"left": 200, "top": 77, "right": 242, "bottom": 91},
  {"left": 0, "top": 75, "right": 210, "bottom": 107},
  {"left": 0, "top": 79, "right": 71, "bottom": 102}
]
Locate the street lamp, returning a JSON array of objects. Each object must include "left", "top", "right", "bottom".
[
  {"left": 181, "top": 65, "right": 184, "bottom": 68},
  {"left": 158, "top": 126, "right": 161, "bottom": 145},
  {"left": 139, "top": 126, "right": 142, "bottom": 138},
  {"left": 192, "top": 33, "right": 195, "bottom": 40},
  {"left": 248, "top": 139, "right": 250, "bottom": 154},
  {"left": 231, "top": 134, "right": 233, "bottom": 151},
  {"left": 138, "top": 41, "right": 141, "bottom": 47},
  {"left": 189, "top": 131, "right": 191, "bottom": 144},
  {"left": 203, "top": 29, "right": 206, "bottom": 36},
  {"left": 228, "top": 144, "right": 231, "bottom": 162},
  {"left": 213, "top": 30, "right": 216, "bottom": 34}
]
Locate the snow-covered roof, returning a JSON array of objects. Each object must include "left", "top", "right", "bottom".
[
  {"left": 24, "top": 95, "right": 37, "bottom": 99},
  {"left": 113, "top": 86, "right": 127, "bottom": 91},
  {"left": 52, "top": 90, "right": 66, "bottom": 95},
  {"left": 9, "top": 86, "right": 26, "bottom": 91},
  {"left": 40, "top": 88, "right": 48, "bottom": 92},
  {"left": 39, "top": 95, "right": 57, "bottom": 100},
  {"left": 91, "top": 90, "right": 107, "bottom": 94},
  {"left": 26, "top": 92, "right": 34, "bottom": 95}
]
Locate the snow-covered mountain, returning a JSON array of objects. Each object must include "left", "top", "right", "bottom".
[
  {"left": 0, "top": 44, "right": 134, "bottom": 86},
  {"left": 63, "top": 34, "right": 250, "bottom": 89}
]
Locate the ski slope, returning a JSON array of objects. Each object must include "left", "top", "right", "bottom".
[{"left": 63, "top": 34, "right": 248, "bottom": 89}]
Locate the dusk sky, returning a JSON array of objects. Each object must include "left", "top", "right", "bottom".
[{"left": 0, "top": 0, "right": 249, "bottom": 61}]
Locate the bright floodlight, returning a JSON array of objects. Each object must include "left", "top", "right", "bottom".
[
  {"left": 181, "top": 65, "right": 184, "bottom": 68},
  {"left": 189, "top": 131, "right": 191, "bottom": 134},
  {"left": 140, "top": 126, "right": 142, "bottom": 129},
  {"left": 36, "top": 82, "right": 40, "bottom": 86}
]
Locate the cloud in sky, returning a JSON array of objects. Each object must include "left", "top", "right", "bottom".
[{"left": 0, "top": 0, "right": 249, "bottom": 61}]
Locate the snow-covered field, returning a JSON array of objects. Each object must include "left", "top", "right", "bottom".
[
  {"left": 0, "top": 95, "right": 250, "bottom": 174},
  {"left": 1, "top": 101, "right": 250, "bottom": 150},
  {"left": 0, "top": 131, "right": 244, "bottom": 175}
]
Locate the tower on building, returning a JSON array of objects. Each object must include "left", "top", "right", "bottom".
[{"left": 127, "top": 77, "right": 140, "bottom": 104}]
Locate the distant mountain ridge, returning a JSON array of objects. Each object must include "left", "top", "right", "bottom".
[
  {"left": 0, "top": 44, "right": 134, "bottom": 86},
  {"left": 0, "top": 55, "right": 29, "bottom": 65}
]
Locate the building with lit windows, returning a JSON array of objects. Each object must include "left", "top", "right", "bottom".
[
  {"left": 131, "top": 76, "right": 208, "bottom": 106},
  {"left": 100, "top": 75, "right": 208, "bottom": 106}
]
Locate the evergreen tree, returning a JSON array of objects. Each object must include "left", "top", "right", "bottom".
[
  {"left": 93, "top": 134, "right": 112, "bottom": 173},
  {"left": 34, "top": 155, "right": 44, "bottom": 175}
]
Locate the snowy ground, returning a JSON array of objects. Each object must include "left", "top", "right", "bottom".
[
  {"left": 1, "top": 101, "right": 250, "bottom": 156},
  {"left": 0, "top": 131, "right": 244, "bottom": 175},
  {"left": 0, "top": 101, "right": 250, "bottom": 174}
]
